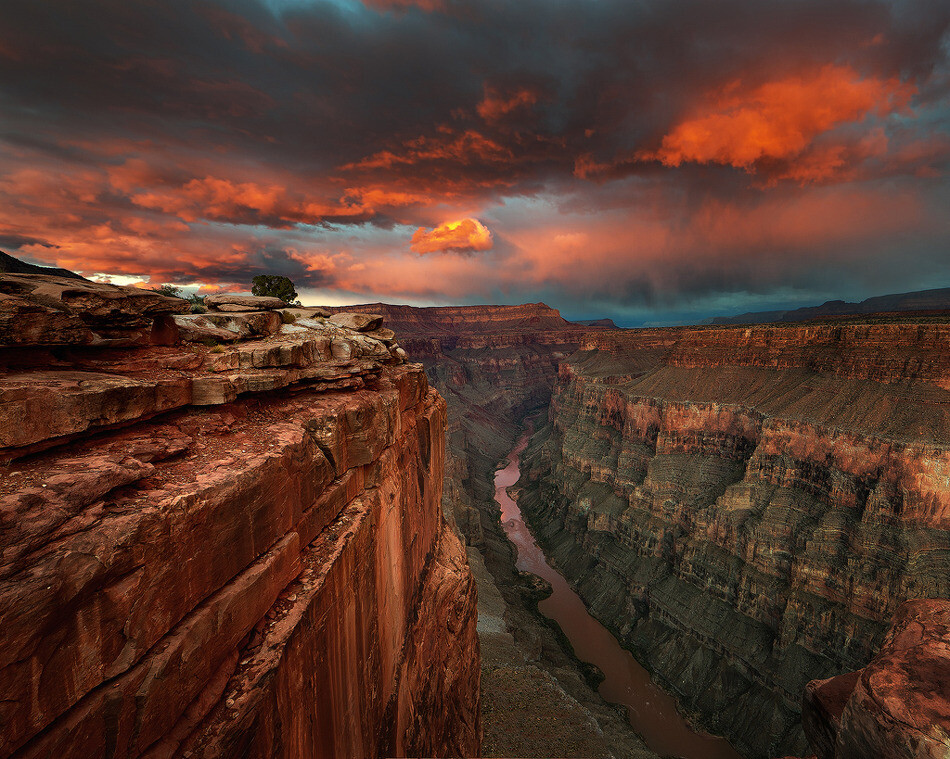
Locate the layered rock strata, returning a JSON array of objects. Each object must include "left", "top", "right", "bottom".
[
  {"left": 517, "top": 324, "right": 950, "bottom": 758},
  {"left": 0, "top": 273, "right": 188, "bottom": 347},
  {"left": 0, "top": 276, "right": 479, "bottom": 759}
]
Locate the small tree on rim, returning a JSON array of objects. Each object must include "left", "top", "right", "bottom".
[
  {"left": 251, "top": 275, "right": 300, "bottom": 305},
  {"left": 150, "top": 284, "right": 182, "bottom": 298}
]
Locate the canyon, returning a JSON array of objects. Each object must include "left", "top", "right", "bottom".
[
  {"left": 3, "top": 275, "right": 949, "bottom": 759},
  {"left": 516, "top": 324, "right": 950, "bottom": 757},
  {"left": 355, "top": 303, "right": 950, "bottom": 759}
]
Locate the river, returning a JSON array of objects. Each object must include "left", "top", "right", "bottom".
[{"left": 495, "top": 430, "right": 743, "bottom": 759}]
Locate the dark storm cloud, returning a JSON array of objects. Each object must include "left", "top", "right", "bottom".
[
  {"left": 156, "top": 245, "right": 339, "bottom": 289},
  {"left": 0, "top": 0, "right": 947, "bottom": 312},
  {"left": 0, "top": 233, "right": 56, "bottom": 250},
  {"left": 3, "top": 0, "right": 946, "bottom": 182}
]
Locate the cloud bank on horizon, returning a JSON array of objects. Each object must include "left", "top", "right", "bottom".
[{"left": 0, "top": 0, "right": 948, "bottom": 323}]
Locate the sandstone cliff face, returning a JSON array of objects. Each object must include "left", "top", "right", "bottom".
[
  {"left": 0, "top": 276, "right": 479, "bottom": 759},
  {"left": 517, "top": 325, "right": 950, "bottom": 758},
  {"left": 352, "top": 304, "right": 658, "bottom": 758}
]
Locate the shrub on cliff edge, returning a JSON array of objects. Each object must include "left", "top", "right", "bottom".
[{"left": 252, "top": 275, "right": 300, "bottom": 305}]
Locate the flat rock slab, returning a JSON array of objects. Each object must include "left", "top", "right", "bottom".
[
  {"left": 0, "top": 322, "right": 405, "bottom": 455},
  {"left": 366, "top": 327, "right": 396, "bottom": 342},
  {"left": 329, "top": 312, "right": 384, "bottom": 332},
  {"left": 171, "top": 312, "right": 281, "bottom": 343},
  {"left": 205, "top": 294, "right": 287, "bottom": 311}
]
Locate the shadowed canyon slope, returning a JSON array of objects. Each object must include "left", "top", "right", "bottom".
[
  {"left": 518, "top": 324, "right": 950, "bottom": 757},
  {"left": 0, "top": 274, "right": 479, "bottom": 759}
]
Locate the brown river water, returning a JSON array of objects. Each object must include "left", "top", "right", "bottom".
[{"left": 495, "top": 431, "right": 743, "bottom": 759}]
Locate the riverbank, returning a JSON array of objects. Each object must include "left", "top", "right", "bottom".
[{"left": 497, "top": 429, "right": 742, "bottom": 759}]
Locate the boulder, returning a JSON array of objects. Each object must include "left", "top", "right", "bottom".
[
  {"left": 832, "top": 599, "right": 950, "bottom": 759},
  {"left": 366, "top": 327, "right": 396, "bottom": 342},
  {"left": 328, "top": 312, "right": 384, "bottom": 332},
  {"left": 204, "top": 294, "right": 287, "bottom": 311},
  {"left": 799, "top": 600, "right": 950, "bottom": 759},
  {"left": 171, "top": 315, "right": 242, "bottom": 344}
]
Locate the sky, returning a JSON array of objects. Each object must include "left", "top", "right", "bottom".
[{"left": 0, "top": 0, "right": 948, "bottom": 325}]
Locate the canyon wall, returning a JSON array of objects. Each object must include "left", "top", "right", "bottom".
[
  {"left": 0, "top": 275, "right": 479, "bottom": 759},
  {"left": 516, "top": 324, "right": 950, "bottom": 758},
  {"left": 333, "top": 303, "right": 589, "bottom": 545},
  {"left": 337, "top": 304, "right": 657, "bottom": 757}
]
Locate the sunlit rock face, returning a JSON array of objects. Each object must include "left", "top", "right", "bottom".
[
  {"left": 516, "top": 324, "right": 950, "bottom": 759},
  {"left": 803, "top": 598, "right": 950, "bottom": 759},
  {"left": 0, "top": 275, "right": 479, "bottom": 759}
]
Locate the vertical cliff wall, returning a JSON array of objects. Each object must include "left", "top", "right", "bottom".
[
  {"left": 333, "top": 304, "right": 657, "bottom": 757},
  {"left": 517, "top": 325, "right": 950, "bottom": 758},
  {"left": 0, "top": 275, "right": 479, "bottom": 759}
]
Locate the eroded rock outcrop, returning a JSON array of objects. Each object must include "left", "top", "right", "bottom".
[
  {"left": 516, "top": 325, "right": 950, "bottom": 757},
  {"left": 803, "top": 599, "right": 950, "bottom": 759},
  {"left": 0, "top": 275, "right": 479, "bottom": 759},
  {"left": 205, "top": 293, "right": 288, "bottom": 311},
  {"left": 0, "top": 273, "right": 189, "bottom": 347}
]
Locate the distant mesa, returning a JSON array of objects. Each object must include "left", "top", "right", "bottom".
[
  {"left": 330, "top": 302, "right": 600, "bottom": 336},
  {"left": 574, "top": 317, "right": 618, "bottom": 328},
  {"left": 0, "top": 250, "right": 87, "bottom": 281},
  {"left": 711, "top": 286, "right": 950, "bottom": 325}
]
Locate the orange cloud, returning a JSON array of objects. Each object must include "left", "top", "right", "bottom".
[
  {"left": 346, "top": 128, "right": 512, "bottom": 170},
  {"left": 410, "top": 218, "right": 493, "bottom": 254},
  {"left": 477, "top": 87, "right": 538, "bottom": 122},
  {"left": 770, "top": 127, "right": 890, "bottom": 185},
  {"left": 130, "top": 176, "right": 366, "bottom": 224},
  {"left": 343, "top": 186, "right": 435, "bottom": 210},
  {"left": 638, "top": 65, "right": 914, "bottom": 176}
]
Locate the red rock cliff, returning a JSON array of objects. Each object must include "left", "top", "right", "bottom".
[
  {"left": 0, "top": 276, "right": 480, "bottom": 759},
  {"left": 802, "top": 598, "right": 950, "bottom": 759}
]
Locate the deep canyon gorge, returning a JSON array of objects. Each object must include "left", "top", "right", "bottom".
[
  {"left": 365, "top": 302, "right": 950, "bottom": 759},
  {"left": 2, "top": 278, "right": 949, "bottom": 758}
]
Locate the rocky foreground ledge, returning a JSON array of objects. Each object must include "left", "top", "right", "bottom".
[{"left": 0, "top": 274, "right": 480, "bottom": 758}]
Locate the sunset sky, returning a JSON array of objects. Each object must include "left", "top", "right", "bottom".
[{"left": 1, "top": 0, "right": 948, "bottom": 324}]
